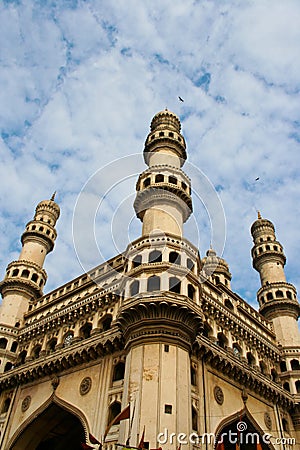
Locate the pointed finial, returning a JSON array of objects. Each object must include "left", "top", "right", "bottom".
[
  {"left": 257, "top": 210, "right": 261, "bottom": 219},
  {"left": 51, "top": 191, "right": 56, "bottom": 201}
]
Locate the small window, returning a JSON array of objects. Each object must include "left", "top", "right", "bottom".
[
  {"left": 296, "top": 380, "right": 300, "bottom": 394},
  {"left": 283, "top": 382, "right": 290, "bottom": 392},
  {"left": 10, "top": 341, "right": 18, "bottom": 353},
  {"left": 275, "top": 290, "right": 284, "bottom": 298},
  {"left": 21, "top": 269, "right": 30, "bottom": 278},
  {"left": 143, "top": 178, "right": 150, "bottom": 188},
  {"left": 0, "top": 338, "right": 8, "bottom": 350},
  {"left": 274, "top": 245, "right": 278, "bottom": 251},
  {"left": 168, "top": 132, "right": 174, "bottom": 138},
  {"left": 233, "top": 344, "right": 241, "bottom": 357},
  {"left": 108, "top": 402, "right": 121, "bottom": 424},
  {"left": 164, "top": 345, "right": 169, "bottom": 352},
  {"left": 132, "top": 255, "right": 142, "bottom": 268},
  {"left": 187, "top": 258, "right": 194, "bottom": 270},
  {"left": 266, "top": 245, "right": 270, "bottom": 251},
  {"left": 217, "top": 333, "right": 228, "bottom": 349},
  {"left": 4, "top": 362, "right": 13, "bottom": 372},
  {"left": 159, "top": 131, "right": 164, "bottom": 137},
  {"left": 80, "top": 322, "right": 92, "bottom": 339},
  {"left": 168, "top": 176, "right": 177, "bottom": 185},
  {"left": 164, "top": 404, "right": 172, "bottom": 414},
  {"left": 287, "top": 291, "right": 292, "bottom": 299},
  {"left": 291, "top": 359, "right": 300, "bottom": 370},
  {"left": 113, "top": 362, "right": 125, "bottom": 382},
  {"left": 47, "top": 338, "right": 57, "bottom": 353},
  {"left": 149, "top": 250, "right": 162, "bottom": 263},
  {"left": 147, "top": 276, "right": 160, "bottom": 292},
  {"left": 224, "top": 299, "right": 234, "bottom": 310},
  {"left": 33, "top": 345, "right": 41, "bottom": 359},
  {"left": 182, "top": 182, "right": 187, "bottom": 191},
  {"left": 155, "top": 174, "right": 164, "bottom": 183},
  {"left": 12, "top": 269, "right": 19, "bottom": 277},
  {"left": 169, "top": 277, "right": 181, "bottom": 294},
  {"left": 169, "top": 252, "right": 181, "bottom": 265},
  {"left": 192, "top": 407, "right": 198, "bottom": 431},
  {"left": 31, "top": 273, "right": 38, "bottom": 282},
  {"left": 188, "top": 284, "right": 195, "bottom": 300},
  {"left": 266, "top": 292, "right": 273, "bottom": 300},
  {"left": 247, "top": 352, "right": 256, "bottom": 367},
  {"left": 101, "top": 316, "right": 112, "bottom": 331},
  {"left": 280, "top": 361, "right": 287, "bottom": 372},
  {"left": 130, "top": 280, "right": 139, "bottom": 296}
]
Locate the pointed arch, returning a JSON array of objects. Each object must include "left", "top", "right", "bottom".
[
  {"left": 7, "top": 394, "right": 90, "bottom": 450},
  {"left": 214, "top": 407, "right": 275, "bottom": 450}
]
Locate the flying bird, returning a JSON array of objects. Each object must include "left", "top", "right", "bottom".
[
  {"left": 178, "top": 96, "right": 184, "bottom": 102},
  {"left": 255, "top": 177, "right": 260, "bottom": 181}
]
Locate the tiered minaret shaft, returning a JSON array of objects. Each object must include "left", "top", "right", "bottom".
[
  {"left": 119, "top": 111, "right": 203, "bottom": 448},
  {"left": 251, "top": 213, "right": 300, "bottom": 345},
  {"left": 134, "top": 109, "right": 192, "bottom": 237},
  {"left": 0, "top": 196, "right": 59, "bottom": 372}
]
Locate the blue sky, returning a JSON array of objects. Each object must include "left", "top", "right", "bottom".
[{"left": 0, "top": 0, "right": 300, "bottom": 308}]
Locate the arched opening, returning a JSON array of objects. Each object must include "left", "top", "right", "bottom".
[
  {"left": 283, "top": 382, "right": 290, "bottom": 392},
  {"left": 10, "top": 402, "right": 85, "bottom": 450},
  {"left": 147, "top": 275, "right": 160, "bottom": 292},
  {"left": 21, "top": 269, "right": 30, "bottom": 278},
  {"left": 169, "top": 277, "right": 181, "bottom": 294},
  {"left": 47, "top": 338, "right": 57, "bottom": 354},
  {"left": 4, "top": 362, "right": 13, "bottom": 372},
  {"left": 100, "top": 316, "right": 112, "bottom": 332},
  {"left": 271, "top": 368, "right": 278, "bottom": 382},
  {"left": 32, "top": 345, "right": 42, "bottom": 359},
  {"left": 17, "top": 350, "right": 27, "bottom": 365},
  {"left": 232, "top": 343, "right": 242, "bottom": 357},
  {"left": 149, "top": 250, "right": 162, "bottom": 263},
  {"left": 130, "top": 280, "right": 139, "bottom": 296},
  {"left": 280, "top": 361, "right": 287, "bottom": 372},
  {"left": 247, "top": 352, "right": 256, "bottom": 367},
  {"left": 169, "top": 251, "right": 181, "bottom": 265},
  {"left": 287, "top": 291, "right": 292, "bottom": 299},
  {"left": 202, "top": 322, "right": 213, "bottom": 339},
  {"left": 132, "top": 255, "right": 142, "bottom": 268},
  {"left": 259, "top": 360, "right": 268, "bottom": 375},
  {"left": 80, "top": 322, "right": 92, "bottom": 340},
  {"left": 168, "top": 176, "right": 177, "bottom": 185},
  {"left": 275, "top": 290, "right": 284, "bottom": 298},
  {"left": 187, "top": 258, "right": 194, "bottom": 270},
  {"left": 0, "top": 338, "right": 8, "bottom": 349},
  {"left": 266, "top": 292, "right": 273, "bottom": 300},
  {"left": 108, "top": 401, "right": 121, "bottom": 425},
  {"left": 295, "top": 380, "right": 300, "bottom": 394},
  {"left": 12, "top": 269, "right": 19, "bottom": 276},
  {"left": 217, "top": 332, "right": 228, "bottom": 349},
  {"left": 112, "top": 362, "right": 125, "bottom": 382},
  {"left": 31, "top": 273, "right": 38, "bottom": 282},
  {"left": 215, "top": 411, "right": 272, "bottom": 450},
  {"left": 224, "top": 298, "right": 234, "bottom": 310},
  {"left": 10, "top": 341, "right": 18, "bottom": 352},
  {"left": 155, "top": 174, "right": 164, "bottom": 183},
  {"left": 291, "top": 359, "right": 300, "bottom": 370},
  {"left": 188, "top": 284, "right": 195, "bottom": 300},
  {"left": 143, "top": 178, "right": 150, "bottom": 188}
]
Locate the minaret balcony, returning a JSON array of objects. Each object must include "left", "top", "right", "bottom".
[
  {"left": 21, "top": 220, "right": 57, "bottom": 252},
  {"left": 0, "top": 260, "right": 47, "bottom": 298},
  {"left": 144, "top": 131, "right": 187, "bottom": 165}
]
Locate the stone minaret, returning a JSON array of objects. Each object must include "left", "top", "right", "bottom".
[
  {"left": 134, "top": 108, "right": 192, "bottom": 237},
  {"left": 251, "top": 212, "right": 300, "bottom": 396},
  {"left": 0, "top": 195, "right": 60, "bottom": 372},
  {"left": 119, "top": 110, "right": 203, "bottom": 449}
]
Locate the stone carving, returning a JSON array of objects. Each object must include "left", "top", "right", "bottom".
[
  {"left": 80, "top": 377, "right": 92, "bottom": 395},
  {"left": 214, "top": 386, "right": 224, "bottom": 405}
]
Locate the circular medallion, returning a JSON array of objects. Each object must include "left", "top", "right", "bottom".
[
  {"left": 21, "top": 396, "right": 31, "bottom": 412},
  {"left": 80, "top": 377, "right": 92, "bottom": 395},
  {"left": 264, "top": 412, "right": 272, "bottom": 430},
  {"left": 214, "top": 386, "right": 224, "bottom": 405}
]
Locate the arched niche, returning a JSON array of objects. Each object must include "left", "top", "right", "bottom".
[
  {"left": 214, "top": 408, "right": 275, "bottom": 450},
  {"left": 8, "top": 396, "right": 89, "bottom": 450}
]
